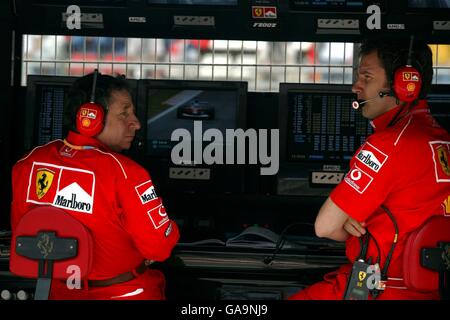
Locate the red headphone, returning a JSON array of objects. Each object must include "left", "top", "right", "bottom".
[
  {"left": 75, "top": 69, "right": 105, "bottom": 137},
  {"left": 391, "top": 37, "right": 422, "bottom": 103}
]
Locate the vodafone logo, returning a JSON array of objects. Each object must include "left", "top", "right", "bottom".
[
  {"left": 158, "top": 205, "right": 167, "bottom": 217},
  {"left": 147, "top": 204, "right": 169, "bottom": 229},
  {"left": 350, "top": 169, "right": 362, "bottom": 181},
  {"left": 344, "top": 164, "right": 374, "bottom": 194}
]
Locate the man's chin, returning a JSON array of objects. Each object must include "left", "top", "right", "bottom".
[
  {"left": 121, "top": 142, "right": 132, "bottom": 151},
  {"left": 360, "top": 106, "right": 373, "bottom": 119}
]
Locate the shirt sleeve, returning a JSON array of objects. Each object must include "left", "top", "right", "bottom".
[
  {"left": 117, "top": 159, "right": 180, "bottom": 262},
  {"left": 330, "top": 135, "right": 397, "bottom": 222}
]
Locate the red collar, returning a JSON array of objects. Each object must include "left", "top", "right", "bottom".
[
  {"left": 65, "top": 131, "right": 111, "bottom": 152},
  {"left": 370, "top": 100, "right": 430, "bottom": 132}
]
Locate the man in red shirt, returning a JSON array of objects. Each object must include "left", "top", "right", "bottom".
[
  {"left": 289, "top": 38, "right": 450, "bottom": 300},
  {"left": 11, "top": 72, "right": 179, "bottom": 299}
]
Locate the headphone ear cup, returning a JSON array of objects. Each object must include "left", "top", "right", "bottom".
[
  {"left": 76, "top": 102, "right": 105, "bottom": 137},
  {"left": 392, "top": 65, "right": 422, "bottom": 102}
]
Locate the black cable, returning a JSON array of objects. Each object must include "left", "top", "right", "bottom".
[
  {"left": 357, "top": 233, "right": 369, "bottom": 261},
  {"left": 263, "top": 222, "right": 314, "bottom": 265},
  {"left": 367, "top": 230, "right": 381, "bottom": 265},
  {"left": 380, "top": 205, "right": 399, "bottom": 278}
]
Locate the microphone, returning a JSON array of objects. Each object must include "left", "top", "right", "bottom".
[{"left": 352, "top": 92, "right": 390, "bottom": 110}]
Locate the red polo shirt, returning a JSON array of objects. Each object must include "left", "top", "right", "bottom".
[
  {"left": 331, "top": 100, "right": 450, "bottom": 279},
  {"left": 289, "top": 100, "right": 450, "bottom": 300},
  {"left": 11, "top": 131, "right": 179, "bottom": 298}
]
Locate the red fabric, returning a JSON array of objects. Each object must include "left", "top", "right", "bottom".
[
  {"left": 288, "top": 264, "right": 440, "bottom": 300},
  {"left": 403, "top": 215, "right": 450, "bottom": 291},
  {"left": 49, "top": 269, "right": 166, "bottom": 300},
  {"left": 291, "top": 100, "right": 450, "bottom": 300},
  {"left": 10, "top": 206, "right": 93, "bottom": 280},
  {"left": 11, "top": 131, "right": 179, "bottom": 300}
]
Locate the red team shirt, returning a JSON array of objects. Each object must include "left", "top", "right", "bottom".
[
  {"left": 11, "top": 131, "right": 180, "bottom": 299},
  {"left": 291, "top": 100, "right": 450, "bottom": 300}
]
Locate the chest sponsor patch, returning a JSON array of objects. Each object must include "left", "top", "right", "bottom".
[
  {"left": 429, "top": 141, "right": 450, "bottom": 182},
  {"left": 147, "top": 204, "right": 169, "bottom": 229},
  {"left": 27, "top": 162, "right": 95, "bottom": 214},
  {"left": 135, "top": 180, "right": 158, "bottom": 204},
  {"left": 344, "top": 164, "right": 374, "bottom": 194},
  {"left": 356, "top": 142, "right": 388, "bottom": 173}
]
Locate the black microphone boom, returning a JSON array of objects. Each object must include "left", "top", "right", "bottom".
[{"left": 352, "top": 92, "right": 389, "bottom": 110}]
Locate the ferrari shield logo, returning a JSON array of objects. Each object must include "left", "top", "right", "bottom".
[
  {"left": 437, "top": 145, "right": 450, "bottom": 176},
  {"left": 252, "top": 7, "right": 263, "bottom": 18},
  {"left": 403, "top": 72, "right": 411, "bottom": 81},
  {"left": 358, "top": 271, "right": 367, "bottom": 282},
  {"left": 36, "top": 169, "right": 54, "bottom": 199}
]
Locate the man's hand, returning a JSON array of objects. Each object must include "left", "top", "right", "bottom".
[{"left": 343, "top": 217, "right": 366, "bottom": 237}]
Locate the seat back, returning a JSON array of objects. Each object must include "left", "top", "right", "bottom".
[
  {"left": 10, "top": 206, "right": 93, "bottom": 299},
  {"left": 403, "top": 215, "right": 450, "bottom": 293}
]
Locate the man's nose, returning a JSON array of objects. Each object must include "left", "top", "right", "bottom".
[
  {"left": 130, "top": 113, "right": 141, "bottom": 130},
  {"left": 352, "top": 80, "right": 362, "bottom": 95}
]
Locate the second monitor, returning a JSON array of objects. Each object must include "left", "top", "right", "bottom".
[{"left": 136, "top": 79, "right": 247, "bottom": 194}]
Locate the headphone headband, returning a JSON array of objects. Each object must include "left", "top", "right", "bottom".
[
  {"left": 75, "top": 69, "right": 105, "bottom": 137},
  {"left": 391, "top": 36, "right": 422, "bottom": 103}
]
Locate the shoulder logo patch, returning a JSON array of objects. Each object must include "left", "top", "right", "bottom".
[
  {"left": 147, "top": 204, "right": 169, "bottom": 229},
  {"left": 429, "top": 141, "right": 450, "bottom": 182},
  {"left": 344, "top": 164, "right": 374, "bottom": 194},
  {"left": 356, "top": 142, "right": 388, "bottom": 173},
  {"left": 135, "top": 180, "right": 158, "bottom": 204}
]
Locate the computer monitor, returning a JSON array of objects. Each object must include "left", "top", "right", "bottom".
[
  {"left": 24, "top": 75, "right": 77, "bottom": 151},
  {"left": 136, "top": 79, "right": 247, "bottom": 194},
  {"left": 277, "top": 83, "right": 373, "bottom": 195},
  {"left": 279, "top": 83, "right": 372, "bottom": 164}
]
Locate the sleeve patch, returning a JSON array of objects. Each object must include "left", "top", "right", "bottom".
[
  {"left": 355, "top": 141, "right": 388, "bottom": 173},
  {"left": 147, "top": 204, "right": 169, "bottom": 229},
  {"left": 135, "top": 180, "right": 159, "bottom": 204},
  {"left": 429, "top": 141, "right": 450, "bottom": 183},
  {"left": 344, "top": 164, "right": 374, "bottom": 194}
]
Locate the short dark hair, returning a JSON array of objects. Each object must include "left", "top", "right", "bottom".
[
  {"left": 65, "top": 72, "right": 130, "bottom": 132},
  {"left": 359, "top": 38, "right": 433, "bottom": 99}
]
